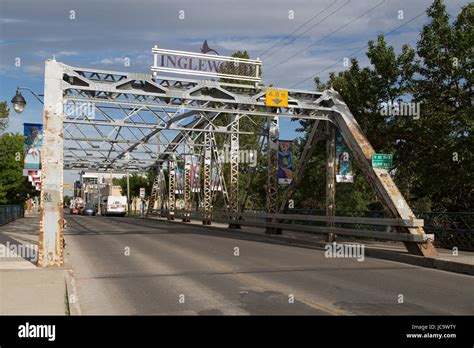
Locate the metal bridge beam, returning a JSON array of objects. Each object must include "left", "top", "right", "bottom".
[
  {"left": 38, "top": 60, "right": 64, "bottom": 267},
  {"left": 203, "top": 130, "right": 212, "bottom": 225},
  {"left": 167, "top": 159, "right": 176, "bottom": 220},
  {"left": 265, "top": 114, "right": 281, "bottom": 235},
  {"left": 228, "top": 114, "right": 240, "bottom": 229},
  {"left": 326, "top": 122, "right": 336, "bottom": 243},
  {"left": 37, "top": 61, "right": 437, "bottom": 264},
  {"left": 328, "top": 90, "right": 437, "bottom": 256}
]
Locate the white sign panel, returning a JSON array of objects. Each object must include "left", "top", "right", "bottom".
[{"left": 151, "top": 46, "right": 262, "bottom": 83}]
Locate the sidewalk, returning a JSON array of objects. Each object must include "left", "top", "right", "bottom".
[
  {"left": 146, "top": 214, "right": 474, "bottom": 276},
  {"left": 0, "top": 213, "right": 68, "bottom": 315}
]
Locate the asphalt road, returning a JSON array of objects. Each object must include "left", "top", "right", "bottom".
[{"left": 64, "top": 215, "right": 474, "bottom": 315}]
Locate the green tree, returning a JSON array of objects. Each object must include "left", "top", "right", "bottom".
[
  {"left": 64, "top": 195, "right": 72, "bottom": 207},
  {"left": 112, "top": 171, "right": 155, "bottom": 200},
  {"left": 216, "top": 51, "right": 267, "bottom": 209},
  {"left": 406, "top": 0, "right": 473, "bottom": 211},
  {"left": 0, "top": 101, "right": 10, "bottom": 131},
  {"left": 299, "top": 0, "right": 473, "bottom": 213},
  {"left": 0, "top": 133, "right": 39, "bottom": 204}
]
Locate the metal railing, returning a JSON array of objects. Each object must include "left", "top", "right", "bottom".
[
  {"left": 0, "top": 205, "right": 24, "bottom": 226},
  {"left": 150, "top": 208, "right": 473, "bottom": 250},
  {"left": 151, "top": 208, "right": 431, "bottom": 243},
  {"left": 271, "top": 209, "right": 474, "bottom": 251},
  {"left": 415, "top": 212, "right": 474, "bottom": 251}
]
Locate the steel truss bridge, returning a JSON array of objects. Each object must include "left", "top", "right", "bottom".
[{"left": 38, "top": 59, "right": 437, "bottom": 267}]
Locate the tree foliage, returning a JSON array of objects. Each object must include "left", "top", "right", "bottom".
[
  {"left": 0, "top": 133, "right": 39, "bottom": 204},
  {"left": 112, "top": 172, "right": 155, "bottom": 200},
  {"left": 298, "top": 0, "right": 473, "bottom": 212},
  {"left": 0, "top": 101, "right": 10, "bottom": 131}
]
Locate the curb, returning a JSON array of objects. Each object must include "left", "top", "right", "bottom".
[
  {"left": 145, "top": 216, "right": 474, "bottom": 277},
  {"left": 64, "top": 269, "right": 82, "bottom": 315},
  {"left": 363, "top": 248, "right": 474, "bottom": 276}
]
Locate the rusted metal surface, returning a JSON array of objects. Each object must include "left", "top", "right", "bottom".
[
  {"left": 38, "top": 60, "right": 65, "bottom": 267},
  {"left": 328, "top": 90, "right": 437, "bottom": 256}
]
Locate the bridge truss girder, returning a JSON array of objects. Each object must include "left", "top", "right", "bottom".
[{"left": 38, "top": 60, "right": 436, "bottom": 267}]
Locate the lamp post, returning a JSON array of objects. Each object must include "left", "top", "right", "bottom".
[{"left": 10, "top": 87, "right": 44, "bottom": 113}]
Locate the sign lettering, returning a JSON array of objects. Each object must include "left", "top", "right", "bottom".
[{"left": 151, "top": 46, "right": 261, "bottom": 83}]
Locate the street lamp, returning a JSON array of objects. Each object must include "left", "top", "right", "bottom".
[
  {"left": 11, "top": 89, "right": 26, "bottom": 114},
  {"left": 10, "top": 87, "right": 44, "bottom": 114}
]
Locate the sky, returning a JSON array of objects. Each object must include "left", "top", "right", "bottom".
[{"left": 0, "top": 0, "right": 469, "bottom": 188}]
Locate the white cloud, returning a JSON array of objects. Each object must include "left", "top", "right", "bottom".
[
  {"left": 0, "top": 17, "right": 26, "bottom": 24},
  {"left": 35, "top": 50, "right": 79, "bottom": 58},
  {"left": 95, "top": 57, "right": 128, "bottom": 65}
]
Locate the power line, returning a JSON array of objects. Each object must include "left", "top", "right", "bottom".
[
  {"left": 264, "top": 0, "right": 351, "bottom": 61},
  {"left": 290, "top": 10, "right": 427, "bottom": 89},
  {"left": 258, "top": 0, "right": 338, "bottom": 58},
  {"left": 266, "top": 0, "right": 386, "bottom": 71}
]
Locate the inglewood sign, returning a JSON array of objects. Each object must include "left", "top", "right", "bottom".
[{"left": 151, "top": 45, "right": 262, "bottom": 83}]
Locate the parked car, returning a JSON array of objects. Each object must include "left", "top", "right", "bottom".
[
  {"left": 82, "top": 205, "right": 96, "bottom": 216},
  {"left": 70, "top": 207, "right": 79, "bottom": 215}
]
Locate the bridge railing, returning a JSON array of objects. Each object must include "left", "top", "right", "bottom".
[
  {"left": 152, "top": 208, "right": 431, "bottom": 243},
  {"left": 239, "top": 209, "right": 474, "bottom": 251},
  {"left": 0, "top": 205, "right": 24, "bottom": 226},
  {"left": 151, "top": 208, "right": 474, "bottom": 250}
]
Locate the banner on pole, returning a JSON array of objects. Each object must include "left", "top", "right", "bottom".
[
  {"left": 190, "top": 156, "right": 201, "bottom": 193},
  {"left": 23, "top": 123, "right": 43, "bottom": 171},
  {"left": 278, "top": 140, "right": 293, "bottom": 185},
  {"left": 210, "top": 161, "right": 222, "bottom": 191},
  {"left": 335, "top": 128, "right": 353, "bottom": 183},
  {"left": 175, "top": 167, "right": 184, "bottom": 194}
]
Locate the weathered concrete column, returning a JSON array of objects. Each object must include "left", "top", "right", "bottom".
[{"left": 38, "top": 59, "right": 64, "bottom": 267}]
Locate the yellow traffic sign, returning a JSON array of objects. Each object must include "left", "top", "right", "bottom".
[
  {"left": 63, "top": 184, "right": 70, "bottom": 188},
  {"left": 265, "top": 89, "right": 288, "bottom": 107}
]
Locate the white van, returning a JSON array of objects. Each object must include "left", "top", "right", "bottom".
[{"left": 101, "top": 196, "right": 127, "bottom": 216}]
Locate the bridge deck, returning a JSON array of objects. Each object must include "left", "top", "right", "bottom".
[{"left": 1, "top": 214, "right": 473, "bottom": 315}]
